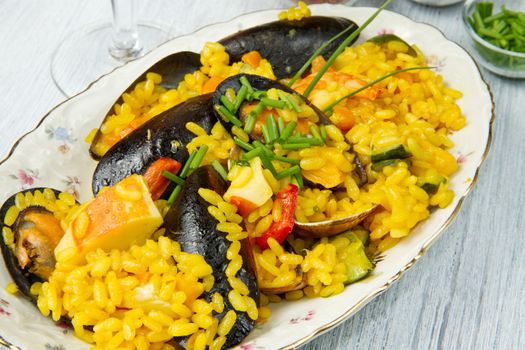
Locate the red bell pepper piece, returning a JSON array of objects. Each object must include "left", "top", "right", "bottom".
[
  {"left": 143, "top": 157, "right": 182, "bottom": 200},
  {"left": 255, "top": 184, "right": 298, "bottom": 250}
]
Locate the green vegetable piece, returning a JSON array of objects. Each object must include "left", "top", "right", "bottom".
[
  {"left": 211, "top": 160, "right": 228, "bottom": 181},
  {"left": 370, "top": 158, "right": 412, "bottom": 172},
  {"left": 371, "top": 144, "right": 411, "bottom": 163},
  {"left": 162, "top": 170, "right": 185, "bottom": 186},
  {"left": 329, "top": 230, "right": 373, "bottom": 285}
]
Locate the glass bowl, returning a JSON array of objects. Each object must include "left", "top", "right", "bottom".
[{"left": 463, "top": 0, "right": 525, "bottom": 78}]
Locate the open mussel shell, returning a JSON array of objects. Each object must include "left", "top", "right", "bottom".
[
  {"left": 92, "top": 93, "right": 216, "bottom": 196},
  {"left": 0, "top": 188, "right": 66, "bottom": 300},
  {"left": 260, "top": 266, "right": 307, "bottom": 294},
  {"left": 220, "top": 16, "right": 358, "bottom": 79},
  {"left": 294, "top": 204, "right": 379, "bottom": 239},
  {"left": 89, "top": 51, "right": 201, "bottom": 160},
  {"left": 163, "top": 166, "right": 258, "bottom": 348}
]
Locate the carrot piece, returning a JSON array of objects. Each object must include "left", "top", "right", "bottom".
[
  {"left": 229, "top": 196, "right": 259, "bottom": 217},
  {"left": 143, "top": 157, "right": 182, "bottom": 200},
  {"left": 201, "top": 76, "right": 223, "bottom": 94},
  {"left": 241, "top": 51, "right": 262, "bottom": 68}
]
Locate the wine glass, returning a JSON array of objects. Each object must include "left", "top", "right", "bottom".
[{"left": 51, "top": 0, "right": 171, "bottom": 97}]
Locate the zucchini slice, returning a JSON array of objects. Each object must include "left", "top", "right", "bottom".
[{"left": 371, "top": 144, "right": 411, "bottom": 163}]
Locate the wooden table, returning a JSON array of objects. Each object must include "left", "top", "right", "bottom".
[{"left": 0, "top": 0, "right": 523, "bottom": 349}]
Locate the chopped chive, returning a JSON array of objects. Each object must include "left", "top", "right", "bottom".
[
  {"left": 232, "top": 85, "right": 248, "bottom": 114},
  {"left": 244, "top": 113, "right": 257, "bottom": 134},
  {"left": 279, "top": 121, "right": 297, "bottom": 142},
  {"left": 322, "top": 66, "right": 434, "bottom": 113},
  {"left": 282, "top": 143, "right": 310, "bottom": 150},
  {"left": 252, "top": 90, "right": 267, "bottom": 100},
  {"left": 266, "top": 115, "right": 279, "bottom": 143},
  {"left": 278, "top": 91, "right": 301, "bottom": 112},
  {"left": 259, "top": 152, "right": 278, "bottom": 177},
  {"left": 252, "top": 140, "right": 273, "bottom": 155},
  {"left": 211, "top": 160, "right": 228, "bottom": 181},
  {"left": 180, "top": 151, "right": 197, "bottom": 178},
  {"left": 278, "top": 116, "right": 285, "bottom": 134},
  {"left": 303, "top": 0, "right": 394, "bottom": 98},
  {"left": 242, "top": 147, "right": 263, "bottom": 161},
  {"left": 261, "top": 124, "right": 272, "bottom": 144},
  {"left": 261, "top": 97, "right": 286, "bottom": 109},
  {"left": 190, "top": 145, "right": 209, "bottom": 170},
  {"left": 162, "top": 170, "right": 185, "bottom": 186},
  {"left": 214, "top": 104, "right": 243, "bottom": 128},
  {"left": 273, "top": 155, "right": 300, "bottom": 165},
  {"left": 287, "top": 135, "right": 323, "bottom": 146},
  {"left": 276, "top": 165, "right": 301, "bottom": 180},
  {"left": 234, "top": 137, "right": 254, "bottom": 151},
  {"left": 220, "top": 95, "right": 235, "bottom": 112},
  {"left": 287, "top": 24, "right": 356, "bottom": 87},
  {"left": 320, "top": 124, "right": 327, "bottom": 142},
  {"left": 167, "top": 184, "right": 183, "bottom": 206},
  {"left": 290, "top": 174, "right": 303, "bottom": 190},
  {"left": 239, "top": 76, "right": 254, "bottom": 95},
  {"left": 249, "top": 102, "right": 266, "bottom": 120},
  {"left": 309, "top": 125, "right": 323, "bottom": 143}
]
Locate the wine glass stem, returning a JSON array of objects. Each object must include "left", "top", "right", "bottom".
[{"left": 109, "top": 0, "right": 142, "bottom": 61}]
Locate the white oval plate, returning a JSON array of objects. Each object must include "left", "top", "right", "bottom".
[{"left": 0, "top": 5, "right": 493, "bottom": 350}]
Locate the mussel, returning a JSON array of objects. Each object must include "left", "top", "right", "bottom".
[
  {"left": 163, "top": 166, "right": 258, "bottom": 349},
  {"left": 294, "top": 204, "right": 379, "bottom": 239},
  {"left": 220, "top": 16, "right": 358, "bottom": 79},
  {"left": 0, "top": 188, "right": 67, "bottom": 300},
  {"left": 92, "top": 94, "right": 216, "bottom": 195},
  {"left": 89, "top": 52, "right": 201, "bottom": 160}
]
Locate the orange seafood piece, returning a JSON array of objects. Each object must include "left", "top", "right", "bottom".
[{"left": 54, "top": 175, "right": 163, "bottom": 263}]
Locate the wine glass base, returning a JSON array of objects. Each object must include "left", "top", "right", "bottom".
[{"left": 51, "top": 22, "right": 171, "bottom": 97}]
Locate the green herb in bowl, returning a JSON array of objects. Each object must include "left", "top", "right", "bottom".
[{"left": 463, "top": 0, "right": 525, "bottom": 78}]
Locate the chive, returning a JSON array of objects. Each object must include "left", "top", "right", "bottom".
[
  {"left": 261, "top": 124, "right": 272, "bottom": 144},
  {"left": 252, "top": 90, "right": 267, "bottom": 100},
  {"left": 287, "top": 24, "right": 356, "bottom": 87},
  {"left": 273, "top": 155, "right": 299, "bottom": 165},
  {"left": 167, "top": 184, "right": 183, "bottom": 206},
  {"left": 303, "top": 0, "right": 394, "bottom": 98},
  {"left": 252, "top": 140, "right": 273, "bottom": 155},
  {"left": 239, "top": 76, "right": 254, "bottom": 95},
  {"left": 242, "top": 147, "right": 262, "bottom": 161},
  {"left": 220, "top": 95, "right": 235, "bottom": 112},
  {"left": 323, "top": 66, "right": 434, "bottom": 113},
  {"left": 282, "top": 143, "right": 310, "bottom": 150},
  {"left": 180, "top": 151, "right": 197, "bottom": 178},
  {"left": 211, "top": 160, "right": 228, "bottom": 181},
  {"left": 231, "top": 85, "right": 248, "bottom": 114},
  {"left": 278, "top": 91, "right": 301, "bottom": 112},
  {"left": 249, "top": 102, "right": 266, "bottom": 119},
  {"left": 278, "top": 116, "right": 285, "bottom": 135},
  {"left": 266, "top": 115, "right": 279, "bottom": 143},
  {"left": 290, "top": 174, "right": 304, "bottom": 190},
  {"left": 279, "top": 121, "right": 297, "bottom": 142},
  {"left": 214, "top": 104, "right": 243, "bottom": 127},
  {"left": 320, "top": 124, "right": 327, "bottom": 142},
  {"left": 162, "top": 170, "right": 185, "bottom": 186},
  {"left": 244, "top": 113, "right": 257, "bottom": 134},
  {"left": 261, "top": 97, "right": 286, "bottom": 109},
  {"left": 309, "top": 125, "right": 323, "bottom": 143},
  {"left": 234, "top": 137, "right": 254, "bottom": 151},
  {"left": 259, "top": 152, "right": 278, "bottom": 176},
  {"left": 190, "top": 145, "right": 209, "bottom": 170},
  {"left": 479, "top": 27, "right": 503, "bottom": 39},
  {"left": 276, "top": 165, "right": 301, "bottom": 180},
  {"left": 287, "top": 135, "right": 323, "bottom": 146}
]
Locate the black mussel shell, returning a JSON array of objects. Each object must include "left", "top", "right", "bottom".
[
  {"left": 164, "top": 166, "right": 258, "bottom": 349},
  {"left": 220, "top": 16, "right": 358, "bottom": 79},
  {"left": 0, "top": 188, "right": 65, "bottom": 301},
  {"left": 92, "top": 93, "right": 216, "bottom": 196},
  {"left": 89, "top": 51, "right": 201, "bottom": 160}
]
